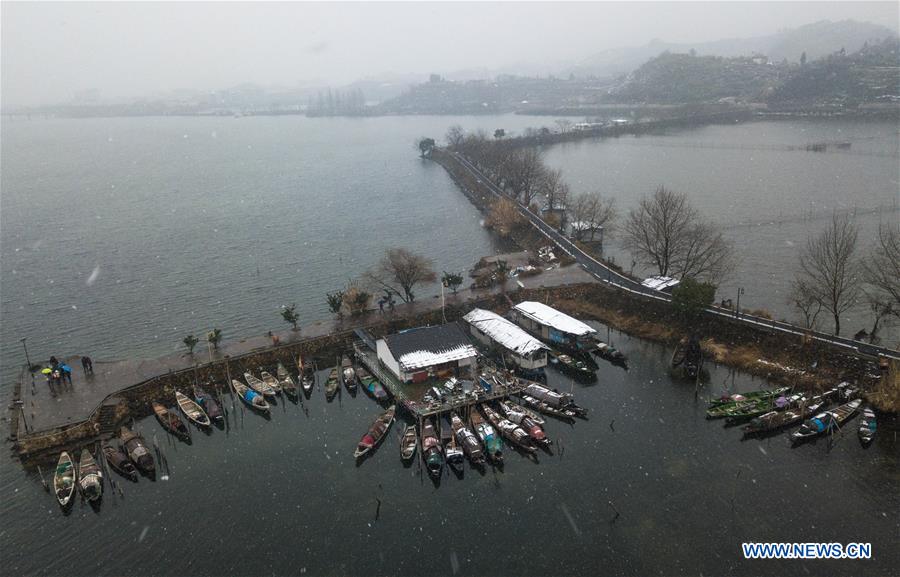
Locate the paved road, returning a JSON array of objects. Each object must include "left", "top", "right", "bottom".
[{"left": 448, "top": 151, "right": 900, "bottom": 361}]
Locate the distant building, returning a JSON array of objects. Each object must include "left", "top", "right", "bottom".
[
  {"left": 572, "top": 122, "right": 605, "bottom": 131},
  {"left": 641, "top": 276, "right": 680, "bottom": 293},
  {"left": 463, "top": 308, "right": 548, "bottom": 371},
  {"left": 376, "top": 323, "right": 478, "bottom": 384},
  {"left": 509, "top": 301, "right": 596, "bottom": 353}
]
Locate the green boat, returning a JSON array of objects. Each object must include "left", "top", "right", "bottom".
[{"left": 707, "top": 387, "right": 790, "bottom": 408}]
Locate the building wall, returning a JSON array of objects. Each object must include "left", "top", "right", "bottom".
[{"left": 376, "top": 339, "right": 402, "bottom": 381}]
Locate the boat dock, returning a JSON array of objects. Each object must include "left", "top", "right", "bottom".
[{"left": 353, "top": 342, "right": 524, "bottom": 420}]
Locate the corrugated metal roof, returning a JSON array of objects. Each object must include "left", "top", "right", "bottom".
[
  {"left": 463, "top": 308, "right": 548, "bottom": 356},
  {"left": 512, "top": 301, "right": 596, "bottom": 337},
  {"left": 383, "top": 323, "right": 478, "bottom": 372}
]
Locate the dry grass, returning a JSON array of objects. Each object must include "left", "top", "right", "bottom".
[{"left": 869, "top": 360, "right": 900, "bottom": 413}]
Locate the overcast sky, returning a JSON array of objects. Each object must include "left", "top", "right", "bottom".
[{"left": 2, "top": 1, "right": 898, "bottom": 107}]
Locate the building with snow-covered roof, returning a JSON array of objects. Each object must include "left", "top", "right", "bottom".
[
  {"left": 509, "top": 301, "right": 597, "bottom": 354},
  {"left": 375, "top": 323, "right": 478, "bottom": 384},
  {"left": 463, "top": 308, "right": 548, "bottom": 371},
  {"left": 641, "top": 276, "right": 680, "bottom": 293}
]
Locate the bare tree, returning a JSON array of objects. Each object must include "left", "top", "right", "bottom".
[
  {"left": 788, "top": 279, "right": 823, "bottom": 330},
  {"left": 445, "top": 125, "right": 465, "bottom": 149},
  {"left": 796, "top": 212, "right": 861, "bottom": 336},
  {"left": 861, "top": 222, "right": 900, "bottom": 342},
  {"left": 623, "top": 186, "right": 733, "bottom": 282},
  {"left": 364, "top": 248, "right": 437, "bottom": 303},
  {"left": 507, "top": 148, "right": 545, "bottom": 207},
  {"left": 570, "top": 191, "right": 616, "bottom": 242},
  {"left": 554, "top": 119, "right": 573, "bottom": 134}
]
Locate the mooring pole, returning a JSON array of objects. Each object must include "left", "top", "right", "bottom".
[{"left": 20, "top": 338, "right": 32, "bottom": 372}]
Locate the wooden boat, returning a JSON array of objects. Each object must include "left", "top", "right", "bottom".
[
  {"left": 499, "top": 402, "right": 549, "bottom": 445},
  {"left": 232, "top": 379, "right": 270, "bottom": 412},
  {"left": 341, "top": 356, "right": 358, "bottom": 391},
  {"left": 592, "top": 341, "right": 627, "bottom": 366},
  {"left": 244, "top": 372, "right": 276, "bottom": 397},
  {"left": 548, "top": 351, "right": 597, "bottom": 382},
  {"left": 54, "top": 451, "right": 76, "bottom": 506},
  {"left": 119, "top": 427, "right": 155, "bottom": 475},
  {"left": 324, "top": 367, "right": 340, "bottom": 401},
  {"left": 518, "top": 394, "right": 577, "bottom": 421},
  {"left": 858, "top": 408, "right": 876, "bottom": 446},
  {"left": 276, "top": 363, "right": 299, "bottom": 397},
  {"left": 482, "top": 405, "right": 535, "bottom": 452},
  {"left": 451, "top": 413, "right": 485, "bottom": 465},
  {"left": 193, "top": 385, "right": 224, "bottom": 422},
  {"left": 260, "top": 371, "right": 283, "bottom": 394},
  {"left": 671, "top": 334, "right": 703, "bottom": 380},
  {"left": 354, "top": 405, "right": 396, "bottom": 458},
  {"left": 743, "top": 398, "right": 826, "bottom": 436},
  {"left": 399, "top": 425, "right": 417, "bottom": 461},
  {"left": 297, "top": 354, "right": 315, "bottom": 395},
  {"left": 102, "top": 444, "right": 137, "bottom": 481},
  {"left": 500, "top": 400, "right": 545, "bottom": 425},
  {"left": 791, "top": 399, "right": 862, "bottom": 444},
  {"left": 421, "top": 419, "right": 444, "bottom": 477},
  {"left": 78, "top": 449, "right": 103, "bottom": 502},
  {"left": 708, "top": 387, "right": 791, "bottom": 408},
  {"left": 470, "top": 409, "right": 503, "bottom": 463},
  {"left": 523, "top": 383, "right": 587, "bottom": 417},
  {"left": 358, "top": 367, "right": 388, "bottom": 401},
  {"left": 152, "top": 402, "right": 189, "bottom": 439},
  {"left": 175, "top": 391, "right": 211, "bottom": 427}
]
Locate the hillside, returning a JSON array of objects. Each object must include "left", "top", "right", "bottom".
[{"left": 565, "top": 19, "right": 897, "bottom": 78}]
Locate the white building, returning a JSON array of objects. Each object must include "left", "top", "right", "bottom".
[
  {"left": 375, "top": 323, "right": 478, "bottom": 384},
  {"left": 463, "top": 308, "right": 548, "bottom": 370},
  {"left": 509, "top": 301, "right": 596, "bottom": 352},
  {"left": 641, "top": 276, "right": 680, "bottom": 293}
]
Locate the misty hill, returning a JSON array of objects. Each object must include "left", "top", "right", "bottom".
[
  {"left": 769, "top": 37, "right": 900, "bottom": 106},
  {"left": 608, "top": 37, "right": 899, "bottom": 106},
  {"left": 607, "top": 53, "right": 787, "bottom": 104},
  {"left": 565, "top": 19, "right": 897, "bottom": 78}
]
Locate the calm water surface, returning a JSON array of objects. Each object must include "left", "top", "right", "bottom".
[
  {"left": 542, "top": 119, "right": 900, "bottom": 341},
  {"left": 1, "top": 331, "right": 897, "bottom": 577},
  {"left": 2, "top": 115, "right": 898, "bottom": 576}
]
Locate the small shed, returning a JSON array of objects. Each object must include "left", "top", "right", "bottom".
[
  {"left": 641, "top": 276, "right": 680, "bottom": 293},
  {"left": 376, "top": 323, "right": 478, "bottom": 384},
  {"left": 509, "top": 301, "right": 596, "bottom": 352},
  {"left": 463, "top": 308, "right": 548, "bottom": 370}
]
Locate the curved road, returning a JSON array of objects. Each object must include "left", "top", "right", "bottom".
[{"left": 449, "top": 151, "right": 900, "bottom": 361}]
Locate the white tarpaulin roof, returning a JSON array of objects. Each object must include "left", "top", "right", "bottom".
[
  {"left": 463, "top": 308, "right": 548, "bottom": 356},
  {"left": 641, "top": 276, "right": 680, "bottom": 291},
  {"left": 398, "top": 344, "right": 477, "bottom": 372},
  {"left": 513, "top": 301, "right": 596, "bottom": 336}
]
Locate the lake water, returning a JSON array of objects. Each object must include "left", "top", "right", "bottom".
[
  {"left": 2, "top": 114, "right": 898, "bottom": 576},
  {"left": 541, "top": 118, "right": 900, "bottom": 342},
  {"left": 1, "top": 331, "right": 897, "bottom": 576}
]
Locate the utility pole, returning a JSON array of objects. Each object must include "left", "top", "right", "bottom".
[{"left": 735, "top": 287, "right": 745, "bottom": 319}]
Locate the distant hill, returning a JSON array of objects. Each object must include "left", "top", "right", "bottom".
[
  {"left": 565, "top": 19, "right": 897, "bottom": 78},
  {"left": 607, "top": 37, "right": 899, "bottom": 106}
]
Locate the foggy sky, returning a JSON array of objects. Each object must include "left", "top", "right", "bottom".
[{"left": 2, "top": 1, "right": 898, "bottom": 107}]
